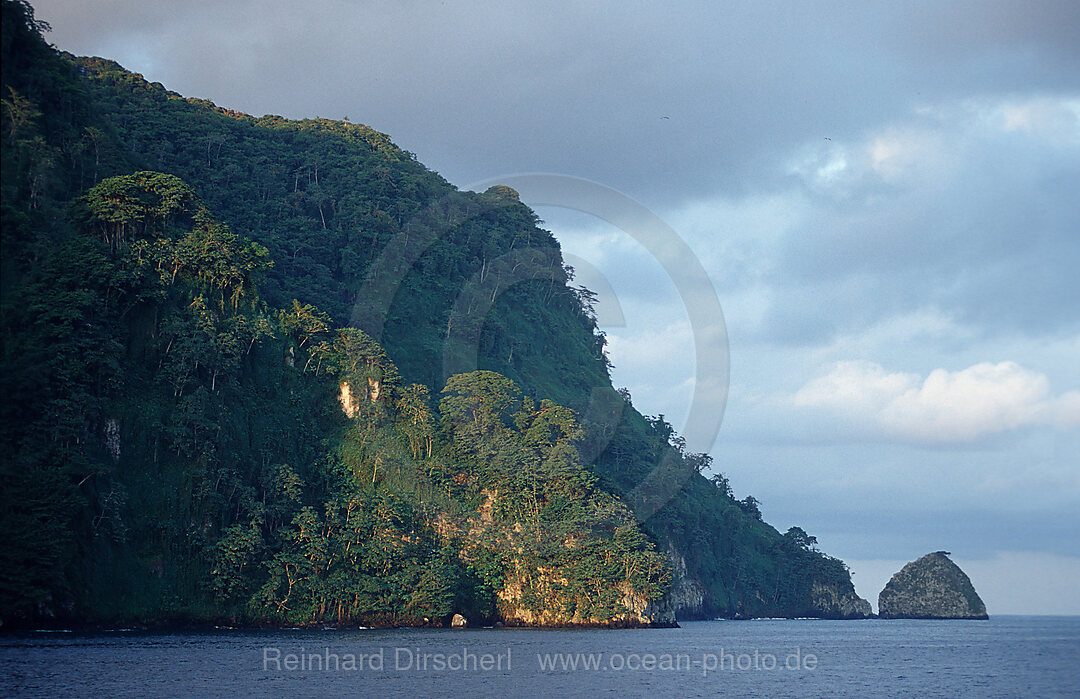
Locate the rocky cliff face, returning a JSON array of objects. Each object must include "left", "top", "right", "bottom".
[
  {"left": 653, "top": 541, "right": 871, "bottom": 620},
  {"left": 495, "top": 566, "right": 675, "bottom": 627},
  {"left": 654, "top": 544, "right": 705, "bottom": 620},
  {"left": 448, "top": 492, "right": 676, "bottom": 628},
  {"left": 878, "top": 551, "right": 988, "bottom": 619},
  {"left": 810, "top": 581, "right": 873, "bottom": 619}
]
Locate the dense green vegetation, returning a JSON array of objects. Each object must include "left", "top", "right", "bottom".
[{"left": 1, "top": 0, "right": 861, "bottom": 627}]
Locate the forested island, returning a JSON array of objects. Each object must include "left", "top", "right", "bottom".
[{"left": 0, "top": 0, "right": 869, "bottom": 628}]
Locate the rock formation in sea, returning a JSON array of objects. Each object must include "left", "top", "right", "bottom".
[{"left": 878, "top": 551, "right": 988, "bottom": 619}]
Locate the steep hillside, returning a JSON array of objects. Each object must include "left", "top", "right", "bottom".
[{"left": 0, "top": 0, "right": 867, "bottom": 626}]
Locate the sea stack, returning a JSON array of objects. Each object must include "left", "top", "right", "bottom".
[{"left": 878, "top": 551, "right": 988, "bottom": 619}]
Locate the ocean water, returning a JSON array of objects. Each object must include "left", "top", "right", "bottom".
[{"left": 1, "top": 616, "right": 1077, "bottom": 697}]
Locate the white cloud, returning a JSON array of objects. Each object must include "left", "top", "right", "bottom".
[
  {"left": 868, "top": 130, "right": 924, "bottom": 179},
  {"left": 786, "top": 145, "right": 855, "bottom": 192},
  {"left": 881, "top": 362, "right": 1048, "bottom": 441},
  {"left": 792, "top": 360, "right": 1077, "bottom": 443},
  {"left": 994, "top": 96, "right": 1080, "bottom": 144},
  {"left": 794, "top": 360, "right": 917, "bottom": 411}
]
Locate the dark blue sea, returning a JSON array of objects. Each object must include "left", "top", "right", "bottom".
[{"left": 2, "top": 616, "right": 1077, "bottom": 697}]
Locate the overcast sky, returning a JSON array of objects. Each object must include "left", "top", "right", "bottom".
[{"left": 32, "top": 0, "right": 1080, "bottom": 614}]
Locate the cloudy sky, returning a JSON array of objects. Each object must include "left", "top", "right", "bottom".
[{"left": 32, "top": 0, "right": 1080, "bottom": 614}]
